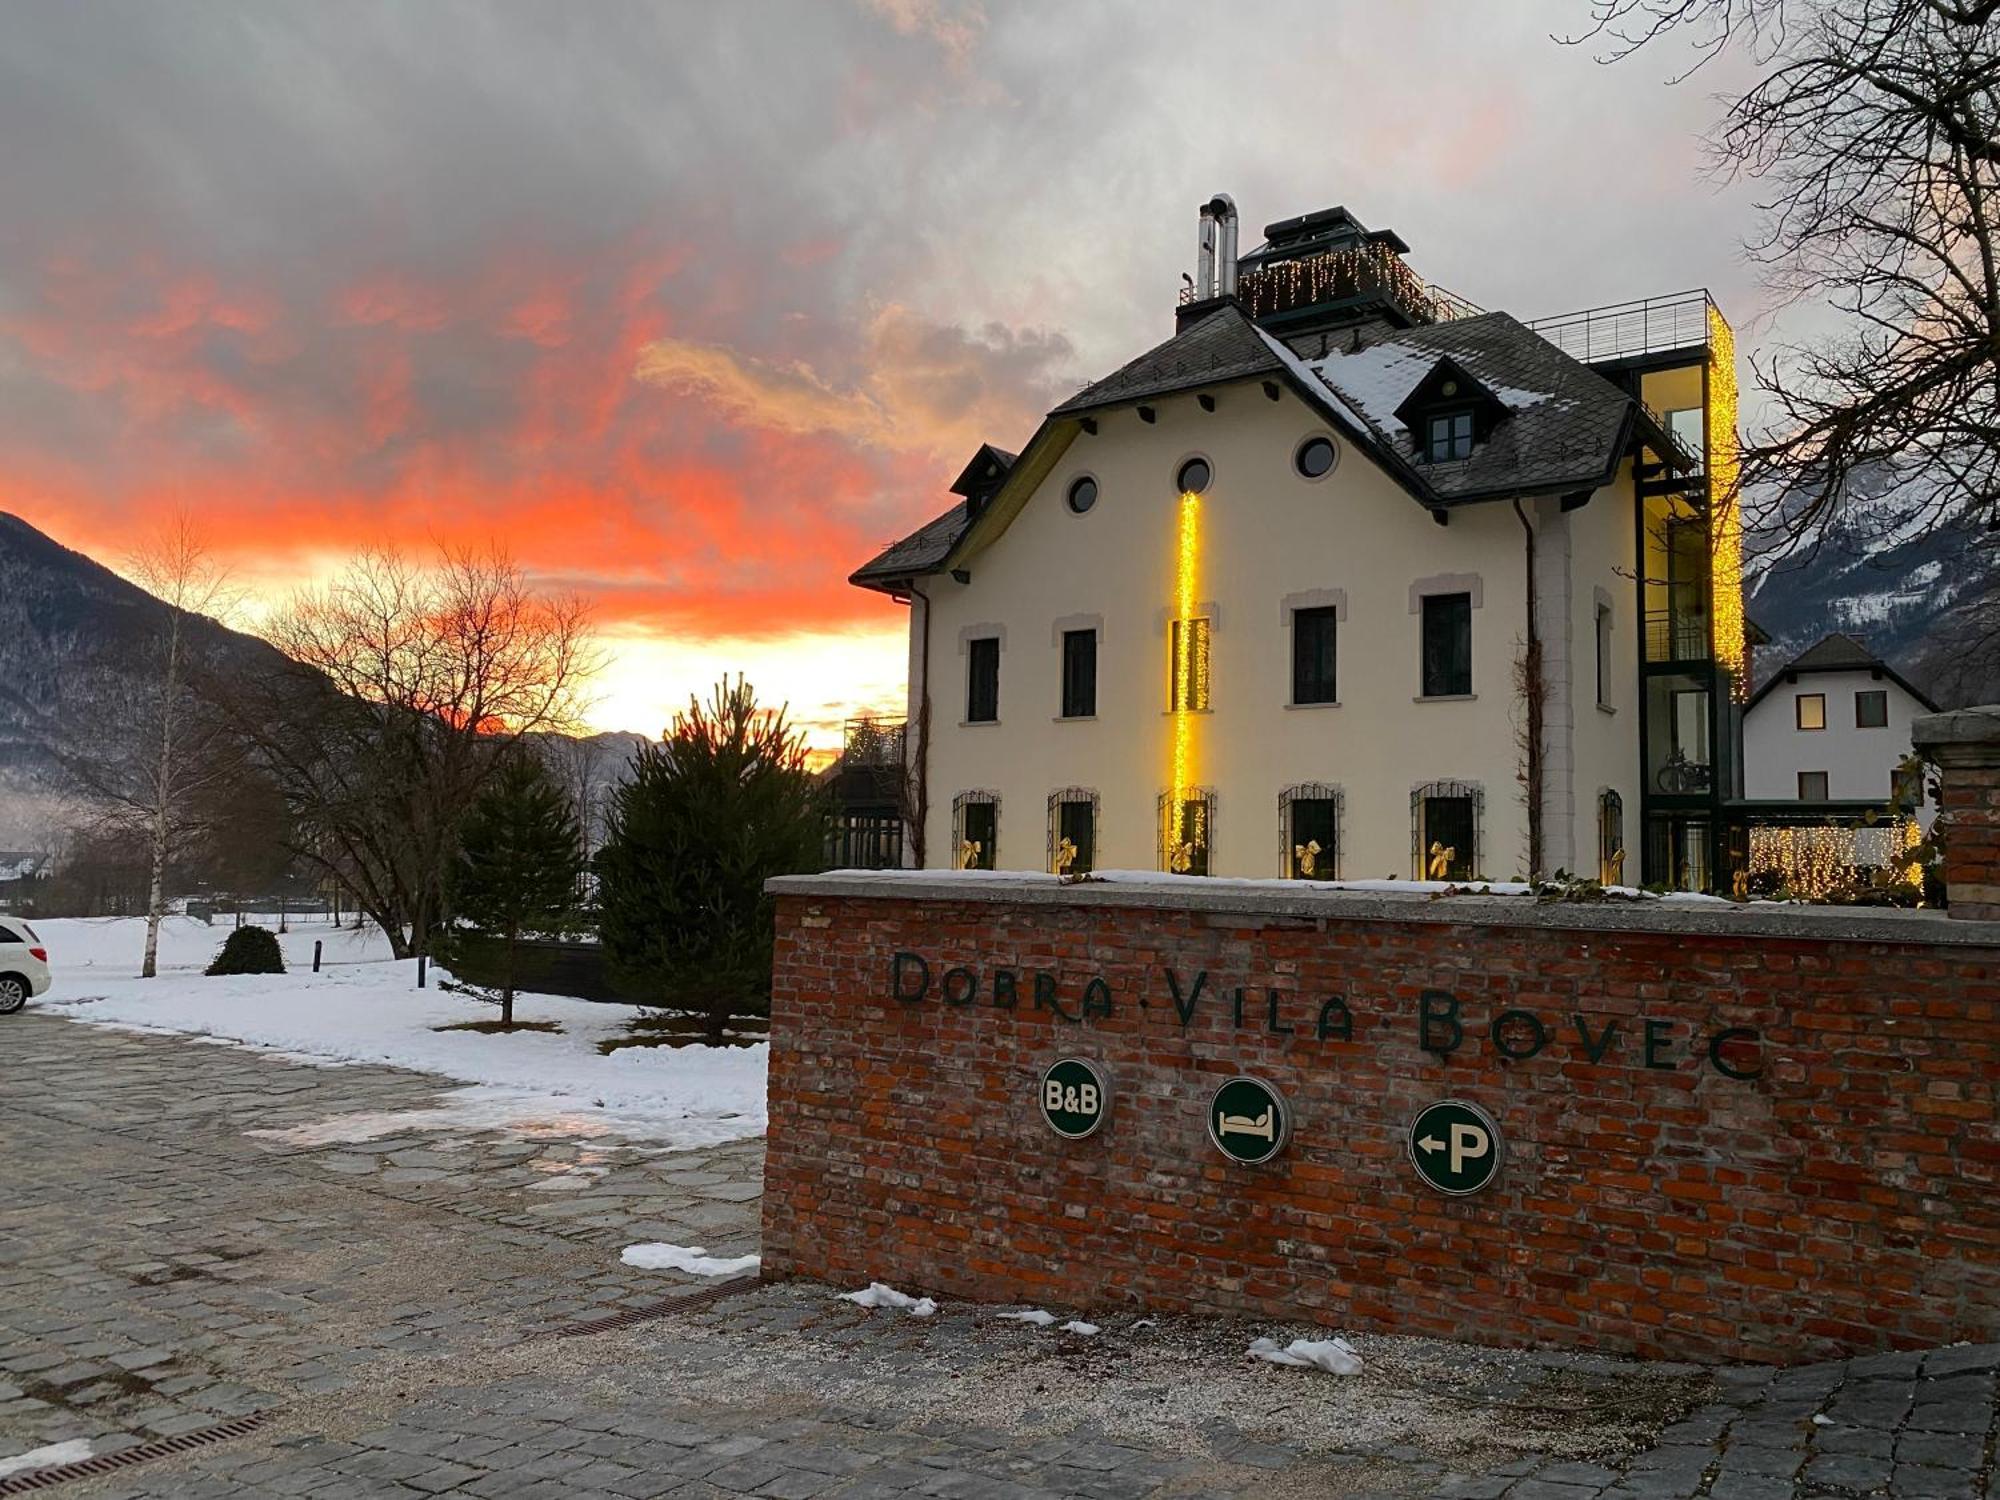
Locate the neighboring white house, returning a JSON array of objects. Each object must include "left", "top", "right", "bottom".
[
  {"left": 1744, "top": 633, "right": 1938, "bottom": 824},
  {"left": 850, "top": 197, "right": 1746, "bottom": 889}
]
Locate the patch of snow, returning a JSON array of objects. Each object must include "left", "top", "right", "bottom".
[
  {"left": 620, "top": 1242, "right": 761, "bottom": 1277},
  {"left": 32, "top": 916, "right": 766, "bottom": 1151},
  {"left": 1060, "top": 1320, "right": 1101, "bottom": 1336},
  {"left": 996, "top": 1309, "right": 1058, "bottom": 1327},
  {"left": 1812, "top": 1414, "right": 1835, "bottom": 1426},
  {"left": 0, "top": 1440, "right": 94, "bottom": 1480},
  {"left": 840, "top": 1282, "right": 937, "bottom": 1317},
  {"left": 1249, "top": 1335, "right": 1364, "bottom": 1374}
]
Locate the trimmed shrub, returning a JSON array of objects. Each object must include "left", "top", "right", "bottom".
[{"left": 206, "top": 925, "right": 285, "bottom": 976}]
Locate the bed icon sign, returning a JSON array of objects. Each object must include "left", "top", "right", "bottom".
[
  {"left": 1207, "top": 1076, "right": 1291, "bottom": 1165},
  {"left": 1039, "top": 1058, "right": 1110, "bottom": 1139},
  {"left": 1408, "top": 1100, "right": 1503, "bottom": 1195}
]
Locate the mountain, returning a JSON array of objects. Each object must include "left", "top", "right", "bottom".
[
  {"left": 1746, "top": 506, "right": 1997, "bottom": 708},
  {"left": 0, "top": 512, "right": 652, "bottom": 848},
  {"left": 0, "top": 512, "right": 289, "bottom": 844}
]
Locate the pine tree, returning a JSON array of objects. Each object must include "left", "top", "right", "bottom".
[
  {"left": 450, "top": 754, "right": 583, "bottom": 1025},
  {"left": 595, "top": 677, "right": 829, "bottom": 1040}
]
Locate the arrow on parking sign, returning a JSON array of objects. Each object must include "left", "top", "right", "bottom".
[{"left": 1408, "top": 1101, "right": 1503, "bottom": 1195}]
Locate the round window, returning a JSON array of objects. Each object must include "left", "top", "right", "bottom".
[
  {"left": 1066, "top": 475, "right": 1098, "bottom": 514},
  {"left": 1176, "top": 457, "right": 1212, "bottom": 495},
  {"left": 1294, "top": 436, "right": 1337, "bottom": 479}
]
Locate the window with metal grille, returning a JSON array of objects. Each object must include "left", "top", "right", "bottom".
[
  {"left": 1412, "top": 781, "right": 1481, "bottom": 880},
  {"left": 1420, "top": 593, "right": 1472, "bottom": 697},
  {"left": 1598, "top": 789, "right": 1625, "bottom": 885},
  {"left": 1060, "top": 629, "right": 1097, "bottom": 719},
  {"left": 1047, "top": 789, "right": 1098, "bottom": 875},
  {"left": 1157, "top": 789, "right": 1213, "bottom": 875},
  {"left": 1170, "top": 617, "right": 1210, "bottom": 711},
  {"left": 1291, "top": 607, "right": 1338, "bottom": 705},
  {"left": 1425, "top": 410, "right": 1474, "bottom": 461},
  {"left": 953, "top": 791, "right": 998, "bottom": 869},
  {"left": 1279, "top": 784, "right": 1341, "bottom": 879},
  {"left": 966, "top": 637, "right": 1000, "bottom": 723},
  {"left": 1855, "top": 689, "right": 1888, "bottom": 728}
]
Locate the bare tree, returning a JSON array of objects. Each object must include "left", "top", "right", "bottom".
[
  {"left": 63, "top": 512, "right": 244, "bottom": 975},
  {"left": 1567, "top": 0, "right": 2000, "bottom": 556},
  {"left": 224, "top": 545, "right": 598, "bottom": 958}
]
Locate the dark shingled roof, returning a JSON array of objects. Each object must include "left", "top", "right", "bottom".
[
  {"left": 849, "top": 498, "right": 971, "bottom": 588},
  {"left": 1279, "top": 311, "right": 1640, "bottom": 504},
  {"left": 851, "top": 302, "right": 1678, "bottom": 591},
  {"left": 1784, "top": 632, "right": 1881, "bottom": 673},
  {"left": 1049, "top": 306, "right": 1286, "bottom": 417},
  {"left": 1748, "top": 631, "right": 1940, "bottom": 712}
]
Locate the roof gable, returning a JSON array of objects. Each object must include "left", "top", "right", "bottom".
[{"left": 1049, "top": 306, "right": 1285, "bottom": 418}]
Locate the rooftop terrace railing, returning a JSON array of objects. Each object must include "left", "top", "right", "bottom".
[{"left": 1527, "top": 290, "right": 1715, "bottom": 365}]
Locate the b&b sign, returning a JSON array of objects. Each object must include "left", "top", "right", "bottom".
[{"left": 1039, "top": 1058, "right": 1109, "bottom": 1139}]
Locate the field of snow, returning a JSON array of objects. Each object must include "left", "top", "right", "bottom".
[{"left": 23, "top": 915, "right": 767, "bottom": 1149}]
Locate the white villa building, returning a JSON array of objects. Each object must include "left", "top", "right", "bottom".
[
  {"left": 1744, "top": 633, "right": 1938, "bottom": 825},
  {"left": 850, "top": 198, "right": 1752, "bottom": 890}
]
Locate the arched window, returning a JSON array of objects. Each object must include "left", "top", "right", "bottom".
[
  {"left": 1411, "top": 781, "right": 1482, "bottom": 881},
  {"left": 1047, "top": 789, "right": 1099, "bottom": 876},
  {"left": 1598, "top": 789, "right": 1626, "bottom": 886},
  {"left": 952, "top": 790, "right": 999, "bottom": 870},
  {"left": 1279, "top": 784, "right": 1342, "bottom": 879}
]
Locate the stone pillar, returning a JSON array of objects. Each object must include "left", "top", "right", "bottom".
[{"left": 1913, "top": 704, "right": 2000, "bottom": 921}]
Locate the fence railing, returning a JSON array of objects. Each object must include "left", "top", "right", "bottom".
[{"left": 1527, "top": 290, "right": 1713, "bottom": 365}]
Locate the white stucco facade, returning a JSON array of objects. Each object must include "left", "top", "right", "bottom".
[
  {"left": 1744, "top": 665, "right": 1934, "bottom": 820},
  {"left": 904, "top": 381, "right": 1641, "bottom": 880}
]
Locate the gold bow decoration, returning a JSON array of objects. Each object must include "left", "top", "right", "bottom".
[
  {"left": 1054, "top": 836, "right": 1078, "bottom": 875},
  {"left": 1293, "top": 838, "right": 1322, "bottom": 878},
  {"left": 958, "top": 839, "right": 983, "bottom": 870},
  {"left": 1426, "top": 841, "right": 1456, "bottom": 880}
]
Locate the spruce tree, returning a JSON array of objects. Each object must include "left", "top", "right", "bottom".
[
  {"left": 595, "top": 677, "right": 829, "bottom": 1039},
  {"left": 450, "top": 754, "right": 583, "bottom": 1025}
]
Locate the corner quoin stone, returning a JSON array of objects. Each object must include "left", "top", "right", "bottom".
[{"left": 760, "top": 871, "right": 2000, "bottom": 1366}]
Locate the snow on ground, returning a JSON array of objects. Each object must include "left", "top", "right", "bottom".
[
  {"left": 26, "top": 916, "right": 767, "bottom": 1150},
  {"left": 620, "top": 1242, "right": 761, "bottom": 1277},
  {"left": 0, "top": 1440, "right": 93, "bottom": 1480},
  {"left": 840, "top": 1283, "right": 937, "bottom": 1317}
]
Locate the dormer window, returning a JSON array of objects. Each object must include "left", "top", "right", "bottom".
[
  {"left": 1425, "top": 410, "right": 1474, "bottom": 462},
  {"left": 1395, "top": 357, "right": 1505, "bottom": 465}
]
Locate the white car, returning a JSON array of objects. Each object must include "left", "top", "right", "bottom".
[{"left": 0, "top": 918, "right": 50, "bottom": 1013}]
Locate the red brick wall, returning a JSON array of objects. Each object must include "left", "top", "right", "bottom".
[
  {"left": 762, "top": 890, "right": 2000, "bottom": 1364},
  {"left": 1939, "top": 762, "right": 2000, "bottom": 921}
]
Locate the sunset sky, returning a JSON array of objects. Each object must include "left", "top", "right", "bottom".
[{"left": 0, "top": 1, "right": 1771, "bottom": 749}]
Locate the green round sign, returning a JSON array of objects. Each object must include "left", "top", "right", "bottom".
[
  {"left": 1039, "top": 1058, "right": 1110, "bottom": 1140},
  {"left": 1207, "top": 1076, "right": 1290, "bottom": 1165},
  {"left": 1408, "top": 1099, "right": 1503, "bottom": 1195}
]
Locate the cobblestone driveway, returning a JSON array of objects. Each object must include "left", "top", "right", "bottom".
[{"left": 3, "top": 1014, "right": 1994, "bottom": 1499}]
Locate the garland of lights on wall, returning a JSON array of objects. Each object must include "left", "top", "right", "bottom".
[
  {"left": 1746, "top": 820, "right": 1923, "bottom": 900},
  {"left": 1237, "top": 244, "right": 1456, "bottom": 324},
  {"left": 1167, "top": 491, "right": 1204, "bottom": 868},
  {"left": 1706, "top": 302, "right": 1748, "bottom": 700}
]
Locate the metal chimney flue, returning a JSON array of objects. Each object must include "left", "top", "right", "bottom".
[
  {"left": 1196, "top": 201, "right": 1219, "bottom": 301},
  {"left": 1210, "top": 194, "right": 1239, "bottom": 296}
]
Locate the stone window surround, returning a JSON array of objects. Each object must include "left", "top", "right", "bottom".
[
  {"left": 959, "top": 624, "right": 1005, "bottom": 728},
  {"left": 1411, "top": 574, "right": 1482, "bottom": 702},
  {"left": 1281, "top": 590, "right": 1347, "bottom": 710}
]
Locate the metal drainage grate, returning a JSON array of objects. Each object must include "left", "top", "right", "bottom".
[
  {"left": 543, "top": 1273, "right": 762, "bottom": 1339},
  {"left": 0, "top": 1412, "right": 270, "bottom": 1495}
]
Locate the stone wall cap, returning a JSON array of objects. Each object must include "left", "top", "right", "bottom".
[
  {"left": 1913, "top": 703, "right": 2000, "bottom": 749},
  {"left": 766, "top": 868, "right": 2000, "bottom": 947}
]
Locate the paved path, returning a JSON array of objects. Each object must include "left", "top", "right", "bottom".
[{"left": 2, "top": 1013, "right": 1995, "bottom": 1499}]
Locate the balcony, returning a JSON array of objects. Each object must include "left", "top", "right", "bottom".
[
  {"left": 1645, "top": 608, "right": 1711, "bottom": 663},
  {"left": 1526, "top": 290, "right": 1714, "bottom": 366},
  {"left": 1227, "top": 246, "right": 1482, "bottom": 329},
  {"left": 841, "top": 715, "right": 906, "bottom": 766}
]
